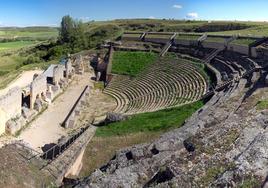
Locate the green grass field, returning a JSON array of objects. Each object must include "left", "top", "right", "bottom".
[
  {"left": 112, "top": 51, "right": 158, "bottom": 76},
  {"left": 0, "top": 41, "right": 39, "bottom": 51},
  {"left": 231, "top": 38, "right": 256, "bottom": 45},
  {"left": 96, "top": 101, "right": 204, "bottom": 137},
  {"left": 0, "top": 27, "right": 58, "bottom": 40},
  {"left": 0, "top": 54, "right": 56, "bottom": 89}
]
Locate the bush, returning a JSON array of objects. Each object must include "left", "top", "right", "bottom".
[
  {"left": 23, "top": 55, "right": 41, "bottom": 65},
  {"left": 0, "top": 70, "right": 10, "bottom": 76},
  {"left": 47, "top": 45, "right": 69, "bottom": 60}
]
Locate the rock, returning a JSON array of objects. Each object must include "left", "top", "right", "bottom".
[
  {"left": 34, "top": 98, "right": 43, "bottom": 112},
  {"left": 73, "top": 78, "right": 268, "bottom": 187},
  {"left": 5, "top": 117, "right": 26, "bottom": 135},
  {"left": 105, "top": 112, "right": 128, "bottom": 123}
]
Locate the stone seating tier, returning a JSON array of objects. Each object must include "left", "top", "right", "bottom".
[{"left": 104, "top": 58, "right": 207, "bottom": 114}]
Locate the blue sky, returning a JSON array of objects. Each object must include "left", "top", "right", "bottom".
[{"left": 0, "top": 0, "right": 268, "bottom": 26}]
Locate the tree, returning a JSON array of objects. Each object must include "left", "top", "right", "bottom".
[
  {"left": 59, "top": 15, "right": 88, "bottom": 52},
  {"left": 59, "top": 15, "right": 75, "bottom": 43}
]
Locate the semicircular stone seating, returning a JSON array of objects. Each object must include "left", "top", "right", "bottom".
[{"left": 104, "top": 58, "right": 208, "bottom": 115}]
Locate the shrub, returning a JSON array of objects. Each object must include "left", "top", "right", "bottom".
[{"left": 23, "top": 55, "right": 41, "bottom": 65}]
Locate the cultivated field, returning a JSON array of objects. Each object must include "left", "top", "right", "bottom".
[
  {"left": 0, "top": 27, "right": 58, "bottom": 40},
  {"left": 0, "top": 41, "right": 38, "bottom": 51}
]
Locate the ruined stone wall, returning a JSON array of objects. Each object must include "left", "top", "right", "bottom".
[
  {"left": 121, "top": 36, "right": 140, "bottom": 42},
  {"left": 65, "top": 60, "right": 73, "bottom": 78},
  {"left": 53, "top": 65, "right": 65, "bottom": 85},
  {"left": 30, "top": 74, "right": 47, "bottom": 109},
  {"left": 144, "top": 38, "right": 168, "bottom": 44},
  {"left": 202, "top": 41, "right": 226, "bottom": 49},
  {"left": 250, "top": 47, "right": 258, "bottom": 58},
  {"left": 63, "top": 86, "right": 90, "bottom": 128},
  {"left": 263, "top": 48, "right": 268, "bottom": 57},
  {"left": 0, "top": 87, "right": 22, "bottom": 135},
  {"left": 228, "top": 44, "right": 249, "bottom": 55},
  {"left": 174, "top": 39, "right": 197, "bottom": 46}
]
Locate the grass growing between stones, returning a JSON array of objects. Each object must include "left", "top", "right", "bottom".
[
  {"left": 96, "top": 101, "right": 204, "bottom": 137},
  {"left": 79, "top": 132, "right": 161, "bottom": 177},
  {"left": 111, "top": 51, "right": 158, "bottom": 77},
  {"left": 256, "top": 100, "right": 268, "bottom": 110},
  {"left": 239, "top": 177, "right": 261, "bottom": 188},
  {"left": 94, "top": 82, "right": 105, "bottom": 90}
]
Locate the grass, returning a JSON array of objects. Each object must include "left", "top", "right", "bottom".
[
  {"left": 94, "top": 82, "right": 105, "bottom": 90},
  {"left": 112, "top": 51, "right": 158, "bottom": 77},
  {"left": 89, "top": 19, "right": 268, "bottom": 36},
  {"left": 0, "top": 27, "right": 58, "bottom": 41},
  {"left": 256, "top": 100, "right": 268, "bottom": 110},
  {"left": 0, "top": 58, "right": 56, "bottom": 89},
  {"left": 96, "top": 101, "right": 204, "bottom": 137},
  {"left": 239, "top": 177, "right": 261, "bottom": 188},
  {"left": 80, "top": 100, "right": 204, "bottom": 178},
  {"left": 79, "top": 132, "right": 161, "bottom": 177},
  {"left": 199, "top": 166, "right": 225, "bottom": 186},
  {"left": 231, "top": 38, "right": 256, "bottom": 46},
  {"left": 0, "top": 41, "right": 38, "bottom": 51},
  {"left": 208, "top": 24, "right": 268, "bottom": 36}
]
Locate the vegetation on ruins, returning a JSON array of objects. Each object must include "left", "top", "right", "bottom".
[
  {"left": 111, "top": 51, "right": 157, "bottom": 76},
  {"left": 96, "top": 101, "right": 204, "bottom": 137},
  {"left": 256, "top": 100, "right": 268, "bottom": 110},
  {"left": 231, "top": 38, "right": 256, "bottom": 45}
]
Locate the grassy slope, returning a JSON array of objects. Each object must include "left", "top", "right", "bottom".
[
  {"left": 80, "top": 101, "right": 203, "bottom": 177},
  {"left": 80, "top": 132, "right": 161, "bottom": 176},
  {"left": 0, "top": 27, "right": 58, "bottom": 40},
  {"left": 0, "top": 58, "right": 56, "bottom": 89},
  {"left": 0, "top": 41, "right": 39, "bottom": 51},
  {"left": 112, "top": 51, "right": 158, "bottom": 76},
  {"left": 96, "top": 101, "right": 204, "bottom": 137},
  {"left": 89, "top": 19, "right": 268, "bottom": 36}
]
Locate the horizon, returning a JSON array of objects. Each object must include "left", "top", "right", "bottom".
[
  {"left": 1, "top": 0, "right": 268, "bottom": 27},
  {"left": 0, "top": 19, "right": 268, "bottom": 28}
]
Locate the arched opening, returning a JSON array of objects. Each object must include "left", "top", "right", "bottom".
[{"left": 21, "top": 93, "right": 30, "bottom": 108}]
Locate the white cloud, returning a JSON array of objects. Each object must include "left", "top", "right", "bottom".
[
  {"left": 80, "top": 17, "right": 91, "bottom": 22},
  {"left": 187, "top": 12, "right": 198, "bottom": 19},
  {"left": 148, "top": 16, "right": 155, "bottom": 19},
  {"left": 173, "top": 4, "right": 182, "bottom": 9}
]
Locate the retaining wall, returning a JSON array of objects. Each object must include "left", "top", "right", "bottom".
[
  {"left": 174, "top": 39, "right": 197, "bottom": 46},
  {"left": 228, "top": 44, "right": 249, "bottom": 55},
  {"left": 65, "top": 60, "right": 73, "bottom": 78},
  {"left": 202, "top": 41, "right": 226, "bottom": 49},
  {"left": 144, "top": 38, "right": 169, "bottom": 44},
  {"left": 63, "top": 86, "right": 90, "bottom": 128},
  {"left": 0, "top": 87, "right": 22, "bottom": 135},
  {"left": 120, "top": 34, "right": 266, "bottom": 58}
]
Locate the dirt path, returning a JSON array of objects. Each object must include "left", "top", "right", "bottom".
[
  {"left": 0, "top": 70, "right": 43, "bottom": 95},
  {"left": 17, "top": 73, "right": 93, "bottom": 152}
]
